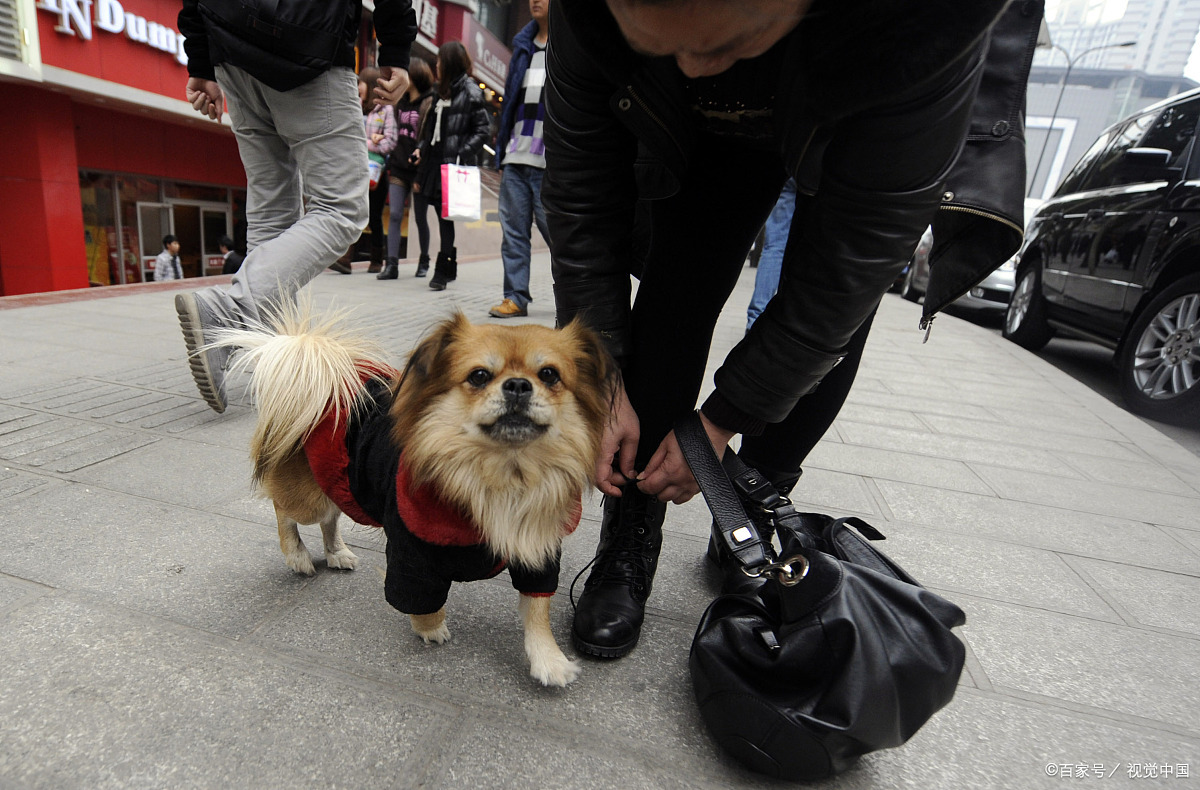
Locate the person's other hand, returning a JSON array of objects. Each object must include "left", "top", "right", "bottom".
[
  {"left": 375, "top": 66, "right": 410, "bottom": 106},
  {"left": 370, "top": 133, "right": 385, "bottom": 144},
  {"left": 637, "top": 411, "right": 735, "bottom": 504},
  {"left": 186, "top": 78, "right": 223, "bottom": 122},
  {"left": 409, "top": 149, "right": 421, "bottom": 166},
  {"left": 595, "top": 381, "right": 640, "bottom": 497}
]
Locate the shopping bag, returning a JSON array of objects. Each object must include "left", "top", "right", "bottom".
[
  {"left": 441, "top": 163, "right": 481, "bottom": 222},
  {"left": 368, "top": 152, "right": 386, "bottom": 190}
]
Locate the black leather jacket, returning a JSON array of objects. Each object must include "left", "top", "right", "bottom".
[
  {"left": 415, "top": 74, "right": 493, "bottom": 198},
  {"left": 179, "top": 0, "right": 416, "bottom": 90},
  {"left": 543, "top": 0, "right": 1042, "bottom": 432}
]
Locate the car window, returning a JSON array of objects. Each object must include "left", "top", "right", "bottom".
[
  {"left": 1056, "top": 128, "right": 1117, "bottom": 195},
  {"left": 1138, "top": 98, "right": 1200, "bottom": 168},
  {"left": 1081, "top": 110, "right": 1161, "bottom": 190}
]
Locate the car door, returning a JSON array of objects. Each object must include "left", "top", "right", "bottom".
[
  {"left": 1054, "top": 111, "right": 1160, "bottom": 334},
  {"left": 1039, "top": 127, "right": 1120, "bottom": 309},
  {"left": 1121, "top": 99, "right": 1200, "bottom": 319}
]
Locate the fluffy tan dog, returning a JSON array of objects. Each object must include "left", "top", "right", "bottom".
[{"left": 211, "top": 301, "right": 615, "bottom": 686}]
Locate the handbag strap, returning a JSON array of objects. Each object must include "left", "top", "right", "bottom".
[{"left": 674, "top": 412, "right": 773, "bottom": 572}]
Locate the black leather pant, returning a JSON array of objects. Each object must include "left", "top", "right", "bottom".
[{"left": 622, "top": 141, "right": 874, "bottom": 480}]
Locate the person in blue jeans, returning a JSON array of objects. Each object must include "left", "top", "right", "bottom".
[
  {"left": 745, "top": 178, "right": 797, "bottom": 331},
  {"left": 488, "top": 0, "right": 550, "bottom": 319}
]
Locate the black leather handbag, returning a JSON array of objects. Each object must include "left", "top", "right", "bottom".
[{"left": 675, "top": 413, "right": 967, "bottom": 781}]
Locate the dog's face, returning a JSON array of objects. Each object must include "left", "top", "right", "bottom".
[{"left": 390, "top": 313, "right": 615, "bottom": 478}]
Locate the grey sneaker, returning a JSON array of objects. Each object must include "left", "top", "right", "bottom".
[{"left": 175, "top": 292, "right": 230, "bottom": 413}]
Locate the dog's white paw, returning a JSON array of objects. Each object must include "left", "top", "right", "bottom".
[
  {"left": 529, "top": 652, "right": 581, "bottom": 687},
  {"left": 415, "top": 623, "right": 451, "bottom": 645},
  {"left": 326, "top": 548, "right": 358, "bottom": 570},
  {"left": 285, "top": 549, "right": 316, "bottom": 576}
]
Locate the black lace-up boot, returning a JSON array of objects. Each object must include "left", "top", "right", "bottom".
[{"left": 572, "top": 483, "right": 667, "bottom": 658}]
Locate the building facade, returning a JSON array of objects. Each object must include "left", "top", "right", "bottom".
[
  {"left": 0, "top": 0, "right": 512, "bottom": 297},
  {"left": 1037, "top": 0, "right": 1200, "bottom": 76}
]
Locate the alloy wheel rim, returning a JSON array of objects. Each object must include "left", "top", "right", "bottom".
[
  {"left": 1007, "top": 273, "right": 1033, "bottom": 334},
  {"left": 1131, "top": 292, "right": 1200, "bottom": 400}
]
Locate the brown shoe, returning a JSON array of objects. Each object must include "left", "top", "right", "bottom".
[{"left": 488, "top": 298, "right": 527, "bottom": 318}]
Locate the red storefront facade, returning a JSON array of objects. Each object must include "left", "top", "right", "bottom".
[
  {"left": 1, "top": 0, "right": 246, "bottom": 296},
  {"left": 0, "top": 0, "right": 513, "bottom": 297}
]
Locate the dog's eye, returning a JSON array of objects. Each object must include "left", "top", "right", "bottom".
[
  {"left": 538, "top": 366, "right": 561, "bottom": 386},
  {"left": 467, "top": 368, "right": 493, "bottom": 388}
]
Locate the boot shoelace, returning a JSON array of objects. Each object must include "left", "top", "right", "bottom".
[{"left": 569, "top": 498, "right": 661, "bottom": 610}]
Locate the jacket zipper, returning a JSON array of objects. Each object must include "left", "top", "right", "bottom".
[
  {"left": 918, "top": 204, "right": 1024, "bottom": 342},
  {"left": 626, "top": 85, "right": 684, "bottom": 154}
]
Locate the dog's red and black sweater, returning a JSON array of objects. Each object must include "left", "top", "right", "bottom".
[{"left": 303, "top": 375, "right": 581, "bottom": 615}]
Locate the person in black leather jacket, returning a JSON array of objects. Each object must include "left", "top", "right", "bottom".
[
  {"left": 413, "top": 40, "right": 493, "bottom": 290},
  {"left": 543, "top": 0, "right": 1043, "bottom": 659}
]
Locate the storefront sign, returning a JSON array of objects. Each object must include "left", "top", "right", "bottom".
[
  {"left": 460, "top": 10, "right": 507, "bottom": 91},
  {"left": 36, "top": 0, "right": 187, "bottom": 65}
]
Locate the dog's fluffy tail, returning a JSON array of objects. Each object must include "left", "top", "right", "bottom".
[{"left": 205, "top": 296, "right": 389, "bottom": 483}]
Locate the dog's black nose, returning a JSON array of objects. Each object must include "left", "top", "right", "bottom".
[{"left": 502, "top": 377, "right": 533, "bottom": 405}]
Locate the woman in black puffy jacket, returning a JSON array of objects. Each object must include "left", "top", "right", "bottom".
[{"left": 412, "top": 40, "right": 491, "bottom": 290}]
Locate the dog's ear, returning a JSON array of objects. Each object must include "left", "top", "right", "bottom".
[
  {"left": 561, "top": 318, "right": 621, "bottom": 423},
  {"left": 400, "top": 312, "right": 469, "bottom": 385},
  {"left": 391, "top": 313, "right": 470, "bottom": 445}
]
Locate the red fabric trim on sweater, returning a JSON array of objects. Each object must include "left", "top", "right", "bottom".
[
  {"left": 300, "top": 364, "right": 398, "bottom": 530},
  {"left": 304, "top": 412, "right": 384, "bottom": 529}
]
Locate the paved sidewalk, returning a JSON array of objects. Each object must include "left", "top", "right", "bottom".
[{"left": 0, "top": 255, "right": 1196, "bottom": 789}]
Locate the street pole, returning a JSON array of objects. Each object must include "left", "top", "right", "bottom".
[{"left": 1027, "top": 40, "right": 1137, "bottom": 199}]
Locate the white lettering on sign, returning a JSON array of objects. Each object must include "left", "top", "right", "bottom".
[
  {"left": 413, "top": 0, "right": 439, "bottom": 39},
  {"left": 473, "top": 30, "right": 506, "bottom": 83},
  {"left": 37, "top": 0, "right": 188, "bottom": 65}
]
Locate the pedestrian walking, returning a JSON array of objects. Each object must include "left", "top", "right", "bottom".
[
  {"left": 488, "top": 0, "right": 551, "bottom": 319},
  {"left": 411, "top": 40, "right": 491, "bottom": 292},
  {"left": 174, "top": 0, "right": 417, "bottom": 413},
  {"left": 378, "top": 57, "right": 436, "bottom": 280}
]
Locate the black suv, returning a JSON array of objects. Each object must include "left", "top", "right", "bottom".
[{"left": 1004, "top": 87, "right": 1200, "bottom": 424}]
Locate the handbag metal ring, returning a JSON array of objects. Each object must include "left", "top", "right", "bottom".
[{"left": 742, "top": 554, "right": 810, "bottom": 586}]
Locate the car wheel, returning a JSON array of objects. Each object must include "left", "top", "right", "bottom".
[
  {"left": 900, "top": 264, "right": 921, "bottom": 303},
  {"left": 1117, "top": 274, "right": 1200, "bottom": 424},
  {"left": 1003, "top": 264, "right": 1054, "bottom": 350}
]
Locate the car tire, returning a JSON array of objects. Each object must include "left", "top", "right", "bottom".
[
  {"left": 1003, "top": 264, "right": 1054, "bottom": 350},
  {"left": 900, "top": 264, "right": 921, "bottom": 303},
  {"left": 1117, "top": 273, "right": 1200, "bottom": 424}
]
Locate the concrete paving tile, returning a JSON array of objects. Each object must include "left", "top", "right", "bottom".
[
  {"left": 877, "top": 372, "right": 1067, "bottom": 408},
  {"left": 0, "top": 485, "right": 314, "bottom": 638},
  {"left": 972, "top": 464, "right": 1200, "bottom": 530},
  {"left": 839, "top": 422, "right": 1081, "bottom": 476},
  {"left": 0, "top": 595, "right": 450, "bottom": 789},
  {"left": 0, "top": 573, "right": 45, "bottom": 610},
  {"left": 0, "top": 466, "right": 57, "bottom": 500},
  {"left": 875, "top": 526, "right": 1118, "bottom": 620},
  {"left": 961, "top": 597, "right": 1200, "bottom": 733},
  {"left": 1055, "top": 449, "right": 1200, "bottom": 497},
  {"left": 834, "top": 402, "right": 928, "bottom": 431},
  {"left": 847, "top": 387, "right": 997, "bottom": 421},
  {"left": 786, "top": 467, "right": 881, "bottom": 516},
  {"left": 817, "top": 688, "right": 1199, "bottom": 789},
  {"left": 805, "top": 441, "right": 998, "bottom": 495},
  {"left": 254, "top": 548, "right": 713, "bottom": 756},
  {"left": 875, "top": 480, "right": 1200, "bottom": 574},
  {"left": 1068, "top": 557, "right": 1200, "bottom": 636},
  {"left": 428, "top": 718, "right": 724, "bottom": 790},
  {"left": 1163, "top": 526, "right": 1200, "bottom": 557},
  {"left": 982, "top": 403, "right": 1135, "bottom": 443},
  {"left": 70, "top": 436, "right": 254, "bottom": 510},
  {"left": 921, "top": 413, "right": 1144, "bottom": 460}
]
